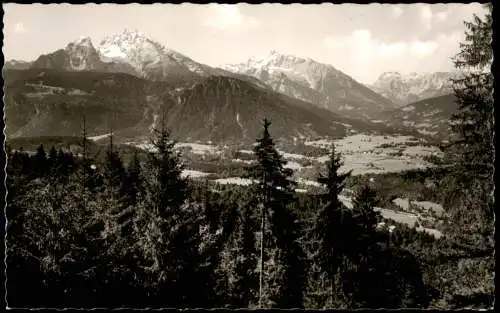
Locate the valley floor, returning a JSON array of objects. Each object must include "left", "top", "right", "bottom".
[{"left": 123, "top": 132, "right": 444, "bottom": 238}]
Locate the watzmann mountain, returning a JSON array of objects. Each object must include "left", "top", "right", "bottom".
[{"left": 30, "top": 30, "right": 227, "bottom": 82}]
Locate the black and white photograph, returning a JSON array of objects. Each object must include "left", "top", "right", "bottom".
[{"left": 2, "top": 2, "right": 494, "bottom": 309}]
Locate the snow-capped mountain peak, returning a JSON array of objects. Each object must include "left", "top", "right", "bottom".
[
  {"left": 378, "top": 71, "right": 402, "bottom": 80},
  {"left": 371, "top": 71, "right": 459, "bottom": 105},
  {"left": 30, "top": 29, "right": 220, "bottom": 80},
  {"left": 223, "top": 51, "right": 347, "bottom": 93},
  {"left": 221, "top": 51, "right": 396, "bottom": 118},
  {"left": 97, "top": 29, "right": 218, "bottom": 77},
  {"left": 98, "top": 29, "right": 165, "bottom": 65}
]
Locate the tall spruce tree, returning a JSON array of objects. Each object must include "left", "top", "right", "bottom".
[
  {"left": 76, "top": 116, "right": 99, "bottom": 192},
  {"left": 441, "top": 5, "right": 494, "bottom": 308},
  {"left": 94, "top": 131, "right": 131, "bottom": 303},
  {"left": 446, "top": 3, "right": 494, "bottom": 244},
  {"left": 309, "top": 144, "right": 352, "bottom": 308},
  {"left": 132, "top": 121, "right": 201, "bottom": 307},
  {"left": 99, "top": 131, "right": 127, "bottom": 237},
  {"left": 249, "top": 118, "right": 305, "bottom": 308},
  {"left": 48, "top": 146, "right": 58, "bottom": 172},
  {"left": 33, "top": 144, "right": 48, "bottom": 177},
  {"left": 103, "top": 131, "right": 126, "bottom": 192},
  {"left": 449, "top": 3, "right": 493, "bottom": 180}
]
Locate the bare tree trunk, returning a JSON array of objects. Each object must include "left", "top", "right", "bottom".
[
  {"left": 258, "top": 170, "right": 267, "bottom": 308},
  {"left": 81, "top": 115, "right": 88, "bottom": 209},
  {"left": 259, "top": 202, "right": 265, "bottom": 308}
]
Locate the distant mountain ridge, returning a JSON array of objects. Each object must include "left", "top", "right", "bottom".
[
  {"left": 4, "top": 30, "right": 448, "bottom": 144},
  {"left": 4, "top": 59, "right": 32, "bottom": 70},
  {"left": 21, "top": 30, "right": 275, "bottom": 90},
  {"left": 370, "top": 71, "right": 459, "bottom": 105},
  {"left": 9, "top": 32, "right": 400, "bottom": 123},
  {"left": 222, "top": 50, "right": 398, "bottom": 120},
  {"left": 27, "top": 31, "right": 250, "bottom": 82},
  {"left": 4, "top": 68, "right": 406, "bottom": 145},
  {"left": 375, "top": 94, "right": 458, "bottom": 141}
]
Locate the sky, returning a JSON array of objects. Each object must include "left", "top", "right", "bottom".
[{"left": 2, "top": 3, "right": 488, "bottom": 84}]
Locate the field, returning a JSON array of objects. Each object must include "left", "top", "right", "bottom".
[
  {"left": 122, "top": 132, "right": 446, "bottom": 238},
  {"left": 122, "top": 133, "right": 442, "bottom": 178}
]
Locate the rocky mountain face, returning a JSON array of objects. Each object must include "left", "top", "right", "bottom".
[
  {"left": 26, "top": 30, "right": 272, "bottom": 88},
  {"left": 4, "top": 68, "right": 401, "bottom": 144},
  {"left": 29, "top": 30, "right": 232, "bottom": 82},
  {"left": 370, "top": 71, "right": 459, "bottom": 106},
  {"left": 222, "top": 50, "right": 397, "bottom": 120}
]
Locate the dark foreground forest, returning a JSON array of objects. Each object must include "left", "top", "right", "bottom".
[{"left": 4, "top": 5, "right": 494, "bottom": 310}]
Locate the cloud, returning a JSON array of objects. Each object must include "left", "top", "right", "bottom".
[
  {"left": 324, "top": 29, "right": 374, "bottom": 62},
  {"left": 419, "top": 5, "right": 433, "bottom": 30},
  {"left": 409, "top": 41, "right": 438, "bottom": 57},
  {"left": 13, "top": 22, "right": 26, "bottom": 34},
  {"left": 320, "top": 27, "right": 467, "bottom": 84},
  {"left": 204, "top": 4, "right": 259, "bottom": 31},
  {"left": 322, "top": 27, "right": 444, "bottom": 78},
  {"left": 436, "top": 11, "right": 449, "bottom": 22},
  {"left": 324, "top": 29, "right": 438, "bottom": 61},
  {"left": 376, "top": 42, "right": 407, "bottom": 57},
  {"left": 392, "top": 6, "right": 404, "bottom": 18}
]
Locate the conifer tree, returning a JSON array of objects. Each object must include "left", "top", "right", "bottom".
[
  {"left": 448, "top": 3, "right": 493, "bottom": 180},
  {"left": 146, "top": 124, "right": 188, "bottom": 214},
  {"left": 446, "top": 3, "right": 494, "bottom": 244},
  {"left": 97, "top": 131, "right": 128, "bottom": 264},
  {"left": 132, "top": 121, "right": 200, "bottom": 307},
  {"left": 56, "top": 148, "right": 66, "bottom": 176},
  {"left": 103, "top": 131, "right": 126, "bottom": 192},
  {"left": 48, "top": 146, "right": 58, "bottom": 170},
  {"left": 96, "top": 131, "right": 129, "bottom": 285},
  {"left": 249, "top": 118, "right": 305, "bottom": 308},
  {"left": 76, "top": 116, "right": 99, "bottom": 192},
  {"left": 308, "top": 144, "right": 352, "bottom": 307},
  {"left": 351, "top": 184, "right": 381, "bottom": 256},
  {"left": 442, "top": 5, "right": 494, "bottom": 308},
  {"left": 33, "top": 144, "right": 48, "bottom": 177}
]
